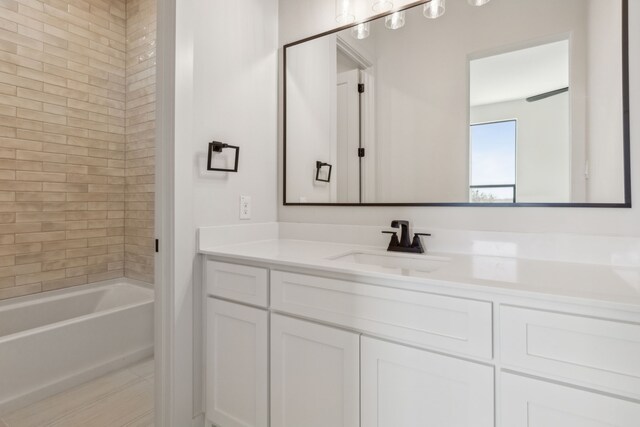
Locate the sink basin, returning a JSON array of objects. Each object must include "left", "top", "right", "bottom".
[{"left": 328, "top": 251, "right": 450, "bottom": 274}]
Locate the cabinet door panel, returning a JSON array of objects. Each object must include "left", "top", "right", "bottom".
[
  {"left": 361, "top": 337, "right": 494, "bottom": 427},
  {"left": 206, "top": 298, "right": 268, "bottom": 427},
  {"left": 501, "top": 372, "right": 640, "bottom": 427},
  {"left": 270, "top": 314, "right": 359, "bottom": 427}
]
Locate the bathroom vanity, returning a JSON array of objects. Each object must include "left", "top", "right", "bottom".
[{"left": 200, "top": 236, "right": 640, "bottom": 427}]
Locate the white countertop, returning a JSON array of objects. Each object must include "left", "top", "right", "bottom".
[{"left": 199, "top": 239, "right": 640, "bottom": 310}]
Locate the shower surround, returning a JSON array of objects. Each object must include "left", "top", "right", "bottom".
[{"left": 0, "top": 0, "right": 156, "bottom": 300}]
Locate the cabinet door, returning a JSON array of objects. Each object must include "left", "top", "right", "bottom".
[
  {"left": 501, "top": 372, "right": 640, "bottom": 427},
  {"left": 270, "top": 314, "right": 360, "bottom": 427},
  {"left": 361, "top": 337, "right": 494, "bottom": 427},
  {"left": 206, "top": 298, "right": 268, "bottom": 427}
]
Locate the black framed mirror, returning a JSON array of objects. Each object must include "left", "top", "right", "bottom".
[{"left": 283, "top": 0, "right": 631, "bottom": 207}]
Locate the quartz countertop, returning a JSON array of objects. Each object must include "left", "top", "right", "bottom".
[{"left": 199, "top": 239, "right": 640, "bottom": 310}]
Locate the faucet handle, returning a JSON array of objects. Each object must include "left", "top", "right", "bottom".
[{"left": 414, "top": 233, "right": 431, "bottom": 237}]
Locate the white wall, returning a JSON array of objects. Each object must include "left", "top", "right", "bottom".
[
  {"left": 587, "top": 0, "right": 625, "bottom": 203},
  {"left": 471, "top": 93, "right": 571, "bottom": 203},
  {"left": 167, "top": 0, "right": 278, "bottom": 424},
  {"left": 279, "top": 0, "right": 640, "bottom": 237}
]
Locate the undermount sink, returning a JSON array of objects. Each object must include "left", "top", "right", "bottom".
[{"left": 328, "top": 251, "right": 450, "bottom": 274}]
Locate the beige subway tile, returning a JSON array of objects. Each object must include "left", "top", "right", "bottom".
[
  {"left": 0, "top": 169, "right": 16, "bottom": 179},
  {"left": 0, "top": 190, "right": 15, "bottom": 201},
  {"left": 43, "top": 257, "right": 86, "bottom": 271},
  {"left": 66, "top": 228, "right": 106, "bottom": 239},
  {"left": 0, "top": 26, "right": 43, "bottom": 50},
  {"left": 15, "top": 231, "right": 66, "bottom": 243},
  {"left": 42, "top": 274, "right": 87, "bottom": 291},
  {"left": 0, "top": 262, "right": 40, "bottom": 278},
  {"left": 16, "top": 170, "right": 67, "bottom": 182},
  {"left": 43, "top": 142, "right": 88, "bottom": 156},
  {"left": 0, "top": 234, "right": 15, "bottom": 244},
  {"left": 16, "top": 150, "right": 65, "bottom": 163},
  {"left": 0, "top": 222, "right": 40, "bottom": 234},
  {"left": 0, "top": 254, "right": 15, "bottom": 267},
  {"left": 16, "top": 128, "right": 66, "bottom": 144},
  {"left": 15, "top": 249, "right": 65, "bottom": 264},
  {"left": 66, "top": 192, "right": 105, "bottom": 201},
  {"left": 17, "top": 108, "right": 67, "bottom": 125},
  {"left": 66, "top": 263, "right": 106, "bottom": 277},
  {"left": 0, "top": 282, "right": 41, "bottom": 300},
  {"left": 0, "top": 202, "right": 42, "bottom": 212},
  {"left": 42, "top": 238, "right": 86, "bottom": 251},
  {"left": 66, "top": 210, "right": 104, "bottom": 220},
  {"left": 66, "top": 173, "right": 106, "bottom": 184},
  {"left": 16, "top": 192, "right": 65, "bottom": 201},
  {"left": 0, "top": 242, "right": 42, "bottom": 256},
  {"left": 16, "top": 268, "right": 65, "bottom": 285},
  {"left": 42, "top": 182, "right": 88, "bottom": 192},
  {"left": 43, "top": 162, "right": 88, "bottom": 174},
  {"left": 43, "top": 201, "right": 87, "bottom": 211},
  {"left": 0, "top": 92, "right": 43, "bottom": 110},
  {"left": 16, "top": 211, "right": 65, "bottom": 222},
  {"left": 66, "top": 245, "right": 105, "bottom": 258}
]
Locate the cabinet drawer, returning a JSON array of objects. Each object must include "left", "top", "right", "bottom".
[
  {"left": 271, "top": 271, "right": 493, "bottom": 359},
  {"left": 206, "top": 261, "right": 268, "bottom": 307},
  {"left": 500, "top": 305, "right": 640, "bottom": 398},
  {"left": 501, "top": 372, "right": 640, "bottom": 426}
]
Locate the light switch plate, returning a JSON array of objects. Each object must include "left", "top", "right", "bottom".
[{"left": 240, "top": 195, "right": 251, "bottom": 220}]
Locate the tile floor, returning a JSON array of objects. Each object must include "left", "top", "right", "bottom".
[{"left": 1, "top": 359, "right": 154, "bottom": 427}]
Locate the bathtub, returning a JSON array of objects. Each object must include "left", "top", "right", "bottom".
[{"left": 0, "top": 279, "right": 154, "bottom": 414}]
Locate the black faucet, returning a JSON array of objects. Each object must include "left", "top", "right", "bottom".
[{"left": 382, "top": 220, "right": 431, "bottom": 254}]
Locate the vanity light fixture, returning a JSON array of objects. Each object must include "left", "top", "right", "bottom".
[
  {"left": 372, "top": 0, "right": 393, "bottom": 13},
  {"left": 468, "top": 0, "right": 491, "bottom": 5},
  {"left": 336, "top": 0, "right": 355, "bottom": 24},
  {"left": 385, "top": 11, "right": 406, "bottom": 29},
  {"left": 424, "top": 0, "right": 446, "bottom": 19},
  {"left": 351, "top": 22, "right": 371, "bottom": 39}
]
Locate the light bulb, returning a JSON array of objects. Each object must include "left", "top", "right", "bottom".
[
  {"left": 468, "top": 0, "right": 490, "bottom": 5},
  {"left": 336, "top": 0, "right": 355, "bottom": 24},
  {"left": 385, "top": 11, "right": 405, "bottom": 30},
  {"left": 424, "top": 0, "right": 445, "bottom": 19},
  {"left": 372, "top": 1, "right": 393, "bottom": 13},
  {"left": 351, "top": 22, "right": 371, "bottom": 40}
]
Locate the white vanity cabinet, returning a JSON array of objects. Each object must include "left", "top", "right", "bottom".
[
  {"left": 501, "top": 373, "right": 640, "bottom": 426},
  {"left": 204, "top": 257, "right": 640, "bottom": 427},
  {"left": 270, "top": 314, "right": 360, "bottom": 427},
  {"left": 205, "top": 298, "right": 268, "bottom": 427},
  {"left": 361, "top": 336, "right": 494, "bottom": 427}
]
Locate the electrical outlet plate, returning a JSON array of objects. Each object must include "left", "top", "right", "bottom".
[{"left": 240, "top": 195, "right": 251, "bottom": 220}]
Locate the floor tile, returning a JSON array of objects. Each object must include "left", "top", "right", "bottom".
[
  {"left": 3, "top": 370, "right": 140, "bottom": 427},
  {"left": 124, "top": 410, "right": 154, "bottom": 427},
  {"left": 48, "top": 379, "right": 153, "bottom": 427},
  {"left": 128, "top": 358, "right": 155, "bottom": 379}
]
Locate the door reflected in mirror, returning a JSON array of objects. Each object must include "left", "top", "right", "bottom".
[{"left": 284, "top": 0, "right": 630, "bottom": 206}]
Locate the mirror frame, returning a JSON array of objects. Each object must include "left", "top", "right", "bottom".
[{"left": 282, "top": 0, "right": 631, "bottom": 208}]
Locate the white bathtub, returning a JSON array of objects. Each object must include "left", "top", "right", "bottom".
[{"left": 0, "top": 279, "right": 154, "bottom": 414}]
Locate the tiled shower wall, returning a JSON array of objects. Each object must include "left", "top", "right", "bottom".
[
  {"left": 0, "top": 0, "right": 155, "bottom": 300},
  {"left": 124, "top": 0, "right": 155, "bottom": 283}
]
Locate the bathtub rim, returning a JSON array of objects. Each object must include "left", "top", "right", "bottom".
[{"left": 0, "top": 278, "right": 154, "bottom": 343}]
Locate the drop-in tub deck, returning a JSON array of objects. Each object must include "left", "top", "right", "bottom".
[{"left": 0, "top": 279, "right": 154, "bottom": 414}]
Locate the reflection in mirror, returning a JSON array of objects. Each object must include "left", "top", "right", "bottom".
[{"left": 284, "top": 0, "right": 629, "bottom": 206}]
